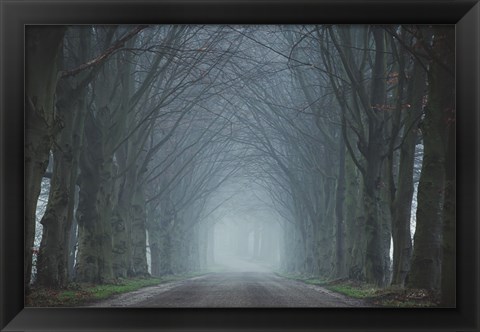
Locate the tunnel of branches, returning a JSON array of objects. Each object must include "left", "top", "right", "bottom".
[{"left": 26, "top": 25, "right": 455, "bottom": 305}]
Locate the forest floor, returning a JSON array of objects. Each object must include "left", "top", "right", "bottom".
[
  {"left": 277, "top": 273, "right": 440, "bottom": 307},
  {"left": 25, "top": 273, "right": 206, "bottom": 307}
]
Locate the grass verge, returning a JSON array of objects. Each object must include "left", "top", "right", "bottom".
[
  {"left": 26, "top": 273, "right": 206, "bottom": 307},
  {"left": 275, "top": 272, "right": 439, "bottom": 307}
]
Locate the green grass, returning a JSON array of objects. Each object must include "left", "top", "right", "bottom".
[
  {"left": 325, "top": 281, "right": 438, "bottom": 307},
  {"left": 27, "top": 273, "right": 207, "bottom": 307},
  {"left": 327, "top": 284, "right": 378, "bottom": 298},
  {"left": 275, "top": 272, "right": 439, "bottom": 307},
  {"left": 87, "top": 277, "right": 167, "bottom": 300}
]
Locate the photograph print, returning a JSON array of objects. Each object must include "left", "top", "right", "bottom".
[{"left": 25, "top": 24, "right": 455, "bottom": 308}]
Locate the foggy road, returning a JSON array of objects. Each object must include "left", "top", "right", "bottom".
[{"left": 90, "top": 269, "right": 369, "bottom": 307}]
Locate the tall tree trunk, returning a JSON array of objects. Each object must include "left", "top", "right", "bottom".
[
  {"left": 281, "top": 222, "right": 295, "bottom": 272},
  {"left": 440, "top": 97, "right": 455, "bottom": 305},
  {"left": 363, "top": 28, "right": 390, "bottom": 287},
  {"left": 294, "top": 224, "right": 307, "bottom": 274},
  {"left": 75, "top": 153, "right": 101, "bottom": 281},
  {"left": 156, "top": 202, "right": 175, "bottom": 275},
  {"left": 408, "top": 27, "right": 453, "bottom": 291},
  {"left": 112, "top": 147, "right": 134, "bottom": 277},
  {"left": 36, "top": 63, "right": 89, "bottom": 287},
  {"left": 344, "top": 140, "right": 365, "bottom": 281},
  {"left": 391, "top": 59, "right": 426, "bottom": 286},
  {"left": 96, "top": 156, "right": 115, "bottom": 282},
  {"left": 35, "top": 90, "right": 75, "bottom": 287},
  {"left": 67, "top": 215, "right": 78, "bottom": 280},
  {"left": 334, "top": 139, "right": 346, "bottom": 278},
  {"left": 147, "top": 213, "right": 161, "bottom": 276},
  {"left": 363, "top": 169, "right": 388, "bottom": 286},
  {"left": 25, "top": 26, "right": 65, "bottom": 288},
  {"left": 130, "top": 186, "right": 149, "bottom": 276},
  {"left": 158, "top": 224, "right": 173, "bottom": 275},
  {"left": 147, "top": 196, "right": 173, "bottom": 276},
  {"left": 170, "top": 222, "right": 184, "bottom": 274},
  {"left": 439, "top": 28, "right": 455, "bottom": 306},
  {"left": 112, "top": 167, "right": 134, "bottom": 278},
  {"left": 65, "top": 101, "right": 86, "bottom": 282},
  {"left": 112, "top": 206, "right": 130, "bottom": 278},
  {"left": 75, "top": 114, "right": 114, "bottom": 283}
]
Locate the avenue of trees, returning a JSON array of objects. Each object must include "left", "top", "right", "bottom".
[{"left": 26, "top": 24, "right": 455, "bottom": 306}]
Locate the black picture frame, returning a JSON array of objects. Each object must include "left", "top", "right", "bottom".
[{"left": 1, "top": 0, "right": 479, "bottom": 331}]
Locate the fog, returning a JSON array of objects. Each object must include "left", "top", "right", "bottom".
[
  {"left": 198, "top": 181, "right": 283, "bottom": 273},
  {"left": 27, "top": 25, "right": 454, "bottom": 301}
]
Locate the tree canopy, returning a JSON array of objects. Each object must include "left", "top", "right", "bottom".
[{"left": 26, "top": 24, "right": 455, "bottom": 307}]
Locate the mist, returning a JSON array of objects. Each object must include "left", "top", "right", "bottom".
[{"left": 25, "top": 24, "right": 456, "bottom": 307}]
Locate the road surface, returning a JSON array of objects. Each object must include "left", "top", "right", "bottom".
[{"left": 90, "top": 270, "right": 369, "bottom": 307}]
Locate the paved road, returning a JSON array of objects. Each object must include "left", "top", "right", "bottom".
[{"left": 91, "top": 271, "right": 369, "bottom": 307}]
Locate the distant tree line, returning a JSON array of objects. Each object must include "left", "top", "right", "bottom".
[{"left": 26, "top": 24, "right": 455, "bottom": 306}]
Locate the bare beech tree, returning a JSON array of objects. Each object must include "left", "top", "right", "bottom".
[{"left": 27, "top": 24, "right": 455, "bottom": 307}]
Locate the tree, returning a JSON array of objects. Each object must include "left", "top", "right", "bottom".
[
  {"left": 27, "top": 25, "right": 455, "bottom": 306},
  {"left": 36, "top": 27, "right": 92, "bottom": 287},
  {"left": 408, "top": 26, "right": 454, "bottom": 291},
  {"left": 388, "top": 27, "right": 427, "bottom": 286},
  {"left": 25, "top": 26, "right": 66, "bottom": 288}
]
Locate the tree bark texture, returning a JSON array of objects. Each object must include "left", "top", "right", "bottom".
[
  {"left": 391, "top": 58, "right": 426, "bottom": 286},
  {"left": 408, "top": 27, "right": 453, "bottom": 291},
  {"left": 25, "top": 26, "right": 65, "bottom": 288},
  {"left": 334, "top": 140, "right": 347, "bottom": 278},
  {"left": 344, "top": 137, "right": 366, "bottom": 281},
  {"left": 75, "top": 113, "right": 114, "bottom": 283},
  {"left": 130, "top": 187, "right": 149, "bottom": 276},
  {"left": 36, "top": 65, "right": 89, "bottom": 287},
  {"left": 363, "top": 28, "right": 391, "bottom": 287},
  {"left": 36, "top": 82, "right": 76, "bottom": 287}
]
